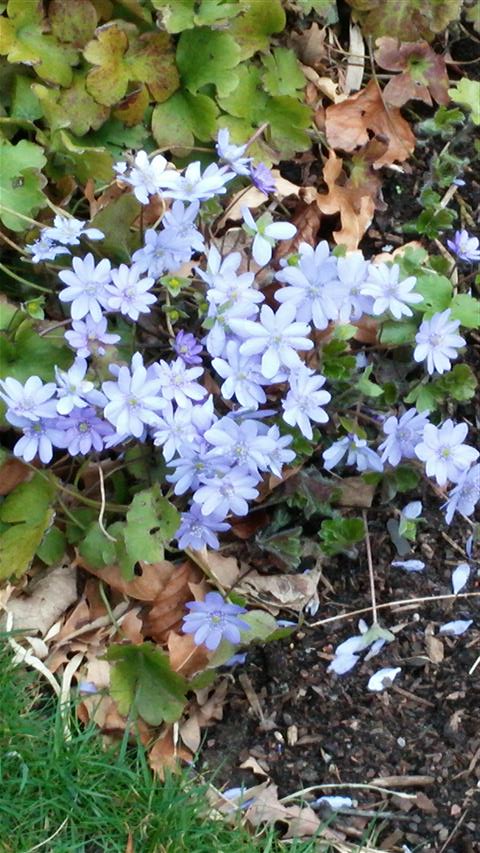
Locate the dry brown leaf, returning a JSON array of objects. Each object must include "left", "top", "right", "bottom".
[
  {"left": 218, "top": 171, "right": 307, "bottom": 228},
  {"left": 120, "top": 608, "right": 144, "bottom": 644},
  {"left": 344, "top": 23, "right": 365, "bottom": 95},
  {"left": 317, "top": 148, "right": 385, "bottom": 249},
  {"left": 273, "top": 202, "right": 322, "bottom": 263},
  {"left": 196, "top": 679, "right": 229, "bottom": 723},
  {"left": 179, "top": 715, "right": 202, "bottom": 753},
  {"left": 237, "top": 567, "right": 321, "bottom": 614},
  {"left": 0, "top": 457, "right": 32, "bottom": 495},
  {"left": 148, "top": 728, "right": 192, "bottom": 780},
  {"left": 300, "top": 63, "right": 341, "bottom": 103},
  {"left": 167, "top": 631, "right": 210, "bottom": 677},
  {"left": 0, "top": 563, "right": 78, "bottom": 636},
  {"left": 284, "top": 468, "right": 375, "bottom": 509},
  {"left": 76, "top": 556, "right": 177, "bottom": 602},
  {"left": 240, "top": 756, "right": 269, "bottom": 777},
  {"left": 143, "top": 561, "right": 203, "bottom": 642},
  {"left": 188, "top": 548, "right": 242, "bottom": 590},
  {"left": 290, "top": 23, "right": 327, "bottom": 69},
  {"left": 244, "top": 784, "right": 322, "bottom": 839},
  {"left": 325, "top": 80, "right": 415, "bottom": 167}
]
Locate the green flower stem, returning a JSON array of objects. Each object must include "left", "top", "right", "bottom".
[{"left": 0, "top": 261, "right": 52, "bottom": 294}]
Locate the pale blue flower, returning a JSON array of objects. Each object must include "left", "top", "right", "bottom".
[
  {"left": 439, "top": 620, "right": 473, "bottom": 636},
  {"left": 132, "top": 228, "right": 187, "bottom": 278},
  {"left": 443, "top": 464, "right": 480, "bottom": 524},
  {"left": 64, "top": 316, "right": 120, "bottom": 358},
  {"left": 55, "top": 357, "right": 104, "bottom": 415},
  {"left": 162, "top": 200, "right": 205, "bottom": 252},
  {"left": 174, "top": 330, "right": 203, "bottom": 365},
  {"left": 0, "top": 375, "right": 57, "bottom": 422},
  {"left": 262, "top": 426, "right": 296, "bottom": 478},
  {"left": 282, "top": 366, "right": 331, "bottom": 440},
  {"left": 204, "top": 417, "right": 276, "bottom": 475},
  {"left": 216, "top": 128, "right": 251, "bottom": 176},
  {"left": 160, "top": 161, "right": 236, "bottom": 202},
  {"left": 167, "top": 445, "right": 216, "bottom": 495},
  {"left": 336, "top": 251, "right": 373, "bottom": 322},
  {"left": 182, "top": 591, "right": 249, "bottom": 650},
  {"left": 367, "top": 667, "right": 401, "bottom": 692},
  {"left": 152, "top": 402, "right": 196, "bottom": 462},
  {"left": 102, "top": 353, "right": 166, "bottom": 437},
  {"left": 115, "top": 150, "right": 170, "bottom": 204},
  {"left": 56, "top": 407, "right": 113, "bottom": 455},
  {"left": 447, "top": 229, "right": 480, "bottom": 263},
  {"left": 58, "top": 253, "right": 111, "bottom": 322},
  {"left": 323, "top": 434, "right": 384, "bottom": 473},
  {"left": 391, "top": 559, "right": 425, "bottom": 572},
  {"left": 105, "top": 264, "right": 155, "bottom": 321},
  {"left": 154, "top": 358, "right": 205, "bottom": 408},
  {"left": 250, "top": 163, "right": 276, "bottom": 195},
  {"left": 229, "top": 302, "right": 313, "bottom": 380},
  {"left": 242, "top": 206, "right": 296, "bottom": 266},
  {"left": 379, "top": 408, "right": 430, "bottom": 466},
  {"left": 11, "top": 416, "right": 66, "bottom": 464},
  {"left": 193, "top": 466, "right": 260, "bottom": 518},
  {"left": 175, "top": 505, "right": 230, "bottom": 551},
  {"left": 414, "top": 309, "right": 465, "bottom": 375},
  {"left": 415, "top": 419, "right": 479, "bottom": 486},
  {"left": 26, "top": 237, "right": 70, "bottom": 264},
  {"left": 212, "top": 341, "right": 267, "bottom": 409},
  {"left": 275, "top": 241, "right": 340, "bottom": 329},
  {"left": 360, "top": 263, "right": 422, "bottom": 319},
  {"left": 43, "top": 215, "right": 104, "bottom": 246}
]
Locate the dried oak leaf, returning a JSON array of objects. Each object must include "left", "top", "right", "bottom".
[
  {"left": 167, "top": 631, "right": 210, "bottom": 678},
  {"left": 244, "top": 784, "right": 322, "bottom": 839},
  {"left": 325, "top": 80, "right": 415, "bottom": 167},
  {"left": 75, "top": 557, "right": 177, "bottom": 602},
  {"left": 316, "top": 146, "right": 386, "bottom": 249},
  {"left": 374, "top": 38, "right": 449, "bottom": 107},
  {"left": 148, "top": 728, "right": 192, "bottom": 780},
  {"left": 142, "top": 560, "right": 204, "bottom": 642},
  {"left": 236, "top": 566, "right": 321, "bottom": 614}
]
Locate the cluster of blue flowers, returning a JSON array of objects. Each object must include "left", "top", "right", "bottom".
[{"left": 2, "top": 132, "right": 479, "bottom": 554}]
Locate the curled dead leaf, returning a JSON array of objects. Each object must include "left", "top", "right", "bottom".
[
  {"left": 0, "top": 457, "right": 32, "bottom": 495},
  {"left": 325, "top": 80, "right": 415, "bottom": 167},
  {"left": 237, "top": 567, "right": 321, "bottom": 614},
  {"left": 375, "top": 38, "right": 449, "bottom": 107},
  {"left": 75, "top": 556, "right": 177, "bottom": 602},
  {"left": 143, "top": 561, "right": 204, "bottom": 642},
  {"left": 148, "top": 727, "right": 192, "bottom": 780},
  {"left": 244, "top": 784, "right": 324, "bottom": 840}
]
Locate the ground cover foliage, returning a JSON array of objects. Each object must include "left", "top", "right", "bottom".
[{"left": 0, "top": 0, "right": 479, "bottom": 850}]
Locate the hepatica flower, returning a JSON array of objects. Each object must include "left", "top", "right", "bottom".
[
  {"left": 250, "top": 163, "right": 276, "bottom": 195},
  {"left": 160, "top": 161, "right": 236, "bottom": 203},
  {"left": 443, "top": 464, "right": 480, "bottom": 524},
  {"left": 379, "top": 408, "right": 430, "bottom": 466},
  {"left": 102, "top": 353, "right": 166, "bottom": 437},
  {"left": 242, "top": 207, "right": 296, "bottom": 266},
  {"left": 0, "top": 375, "right": 57, "bottom": 422},
  {"left": 175, "top": 505, "right": 230, "bottom": 551},
  {"left": 282, "top": 366, "right": 331, "bottom": 440},
  {"left": 415, "top": 420, "right": 479, "bottom": 486},
  {"left": 323, "top": 434, "right": 384, "bottom": 473},
  {"left": 105, "top": 264, "right": 155, "bottom": 321},
  {"left": 216, "top": 128, "right": 251, "bottom": 176},
  {"left": 55, "top": 357, "right": 103, "bottom": 415},
  {"left": 182, "top": 591, "right": 249, "bottom": 650},
  {"left": 229, "top": 302, "right": 313, "bottom": 380},
  {"left": 58, "top": 253, "right": 111, "bottom": 322},
  {"left": 212, "top": 341, "right": 267, "bottom": 410},
  {"left": 360, "top": 263, "right": 422, "bottom": 319},
  {"left": 65, "top": 316, "right": 120, "bottom": 358},
  {"left": 26, "top": 237, "right": 70, "bottom": 264},
  {"left": 275, "top": 241, "right": 340, "bottom": 329},
  {"left": 58, "top": 407, "right": 113, "bottom": 455},
  {"left": 447, "top": 229, "right": 480, "bottom": 263},
  {"left": 193, "top": 467, "right": 260, "bottom": 518},
  {"left": 43, "top": 215, "right": 104, "bottom": 246},
  {"left": 414, "top": 309, "right": 465, "bottom": 375},
  {"left": 154, "top": 358, "right": 205, "bottom": 407},
  {"left": 174, "top": 330, "right": 203, "bottom": 365},
  {"left": 11, "top": 416, "right": 66, "bottom": 464},
  {"left": 115, "top": 151, "right": 170, "bottom": 204}
]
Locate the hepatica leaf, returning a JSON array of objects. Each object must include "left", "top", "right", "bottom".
[
  {"left": 153, "top": 0, "right": 241, "bottom": 32},
  {"left": 48, "top": 0, "right": 98, "bottom": 47},
  {"left": 0, "top": 139, "right": 47, "bottom": 231},
  {"left": 0, "top": 473, "right": 58, "bottom": 579},
  {"left": 229, "top": 0, "right": 286, "bottom": 60},
  {"left": 152, "top": 90, "right": 218, "bottom": 151},
  {"left": 108, "top": 643, "right": 188, "bottom": 725},
  {"left": 262, "top": 48, "right": 306, "bottom": 97},
  {"left": 84, "top": 25, "right": 179, "bottom": 107},
  {"left": 176, "top": 28, "right": 241, "bottom": 98},
  {"left": 124, "top": 484, "right": 180, "bottom": 568}
]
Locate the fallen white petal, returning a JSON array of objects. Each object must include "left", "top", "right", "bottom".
[
  {"left": 367, "top": 666, "right": 401, "bottom": 692},
  {"left": 402, "top": 501, "right": 422, "bottom": 519},
  {"left": 452, "top": 562, "right": 470, "bottom": 595},
  {"left": 439, "top": 619, "right": 473, "bottom": 636},
  {"left": 328, "top": 653, "right": 359, "bottom": 675},
  {"left": 364, "top": 638, "right": 386, "bottom": 661},
  {"left": 313, "top": 796, "right": 353, "bottom": 810},
  {"left": 335, "top": 635, "right": 366, "bottom": 656},
  {"left": 391, "top": 559, "right": 425, "bottom": 572}
]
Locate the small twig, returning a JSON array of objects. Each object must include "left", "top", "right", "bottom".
[
  {"left": 279, "top": 782, "right": 417, "bottom": 803},
  {"left": 438, "top": 807, "right": 469, "bottom": 853},
  {"left": 468, "top": 654, "right": 480, "bottom": 676},
  {"left": 24, "top": 818, "right": 69, "bottom": 853},
  {"left": 371, "top": 774, "right": 434, "bottom": 787},
  {"left": 362, "top": 510, "right": 377, "bottom": 624},
  {"left": 97, "top": 465, "right": 117, "bottom": 542},
  {"left": 392, "top": 685, "right": 435, "bottom": 709},
  {"left": 38, "top": 319, "right": 72, "bottom": 337},
  {"left": 309, "top": 591, "right": 480, "bottom": 629}
]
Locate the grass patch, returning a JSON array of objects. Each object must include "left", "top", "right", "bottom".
[{"left": 0, "top": 645, "right": 319, "bottom": 853}]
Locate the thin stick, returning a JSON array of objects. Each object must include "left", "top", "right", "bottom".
[
  {"left": 309, "top": 591, "right": 480, "bottom": 629},
  {"left": 97, "top": 465, "right": 117, "bottom": 542},
  {"left": 0, "top": 261, "right": 52, "bottom": 294},
  {"left": 279, "top": 782, "right": 417, "bottom": 803},
  {"left": 362, "top": 510, "right": 377, "bottom": 624}
]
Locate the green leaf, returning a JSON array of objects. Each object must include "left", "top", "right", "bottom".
[
  {"left": 0, "top": 139, "right": 47, "bottom": 231},
  {"left": 435, "top": 363, "right": 477, "bottom": 402},
  {"left": 0, "top": 473, "right": 57, "bottom": 579},
  {"left": 294, "top": 0, "right": 339, "bottom": 22},
  {"left": 319, "top": 517, "right": 364, "bottom": 556},
  {"left": 240, "top": 609, "right": 284, "bottom": 642},
  {"left": 448, "top": 78, "right": 480, "bottom": 125},
  {"left": 415, "top": 272, "right": 452, "bottom": 314},
  {"left": 78, "top": 522, "right": 117, "bottom": 568},
  {"left": 90, "top": 193, "right": 141, "bottom": 262},
  {"left": 355, "top": 364, "right": 383, "bottom": 397},
  {"left": 153, "top": 0, "right": 241, "bottom": 32},
  {"left": 36, "top": 525, "right": 66, "bottom": 566},
  {"left": 108, "top": 644, "right": 188, "bottom": 725},
  {"left": 262, "top": 48, "right": 305, "bottom": 97},
  {"left": 33, "top": 75, "right": 109, "bottom": 136},
  {"left": 229, "top": 0, "right": 286, "bottom": 60},
  {"left": 449, "top": 294, "right": 480, "bottom": 329},
  {"left": 11, "top": 75, "right": 43, "bottom": 121},
  {"left": 256, "top": 526, "right": 303, "bottom": 570},
  {"left": 0, "top": 319, "right": 71, "bottom": 392},
  {"left": 176, "top": 28, "right": 241, "bottom": 98},
  {"left": 123, "top": 484, "right": 179, "bottom": 568},
  {"left": 379, "top": 319, "right": 418, "bottom": 344},
  {"left": 152, "top": 90, "right": 218, "bottom": 152}
]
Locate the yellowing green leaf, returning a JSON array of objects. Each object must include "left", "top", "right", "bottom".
[
  {"left": 262, "top": 48, "right": 306, "bottom": 97},
  {"left": 108, "top": 644, "right": 188, "bottom": 725},
  {"left": 448, "top": 78, "right": 480, "bottom": 125},
  {"left": 48, "top": 0, "right": 98, "bottom": 47},
  {"left": 0, "top": 139, "right": 47, "bottom": 231},
  {"left": 346, "top": 0, "right": 462, "bottom": 41},
  {"left": 153, "top": 0, "right": 241, "bottom": 33},
  {"left": 229, "top": 0, "right": 285, "bottom": 60}
]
